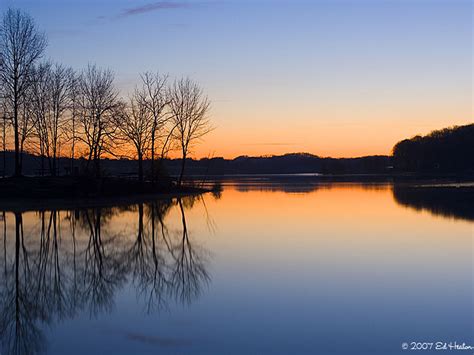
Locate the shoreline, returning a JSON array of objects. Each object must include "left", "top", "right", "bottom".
[{"left": 0, "top": 176, "right": 211, "bottom": 212}]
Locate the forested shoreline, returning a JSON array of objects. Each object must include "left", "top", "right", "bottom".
[{"left": 392, "top": 124, "right": 473, "bottom": 173}]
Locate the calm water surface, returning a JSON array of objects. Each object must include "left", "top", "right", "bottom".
[{"left": 0, "top": 181, "right": 472, "bottom": 354}]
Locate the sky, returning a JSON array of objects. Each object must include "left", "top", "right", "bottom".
[{"left": 1, "top": 0, "right": 472, "bottom": 158}]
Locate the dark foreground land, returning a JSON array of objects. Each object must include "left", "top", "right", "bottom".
[{"left": 0, "top": 176, "right": 210, "bottom": 212}]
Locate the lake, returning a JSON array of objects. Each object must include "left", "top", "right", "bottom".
[{"left": 0, "top": 180, "right": 473, "bottom": 354}]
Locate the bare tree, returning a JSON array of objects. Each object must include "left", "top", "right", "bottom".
[
  {"left": 18, "top": 95, "right": 36, "bottom": 169},
  {"left": 67, "top": 73, "right": 79, "bottom": 175},
  {"left": 114, "top": 97, "right": 153, "bottom": 183},
  {"left": 1, "top": 99, "right": 9, "bottom": 177},
  {"left": 169, "top": 78, "right": 211, "bottom": 186},
  {"left": 135, "top": 72, "right": 169, "bottom": 181},
  {"left": 0, "top": 8, "right": 47, "bottom": 176},
  {"left": 48, "top": 64, "right": 73, "bottom": 176},
  {"left": 29, "top": 62, "right": 50, "bottom": 175},
  {"left": 29, "top": 63, "right": 73, "bottom": 176},
  {"left": 1, "top": 115, "right": 5, "bottom": 177},
  {"left": 76, "top": 65, "right": 119, "bottom": 178}
]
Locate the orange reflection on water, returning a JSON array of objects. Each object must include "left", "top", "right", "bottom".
[{"left": 194, "top": 183, "right": 473, "bottom": 280}]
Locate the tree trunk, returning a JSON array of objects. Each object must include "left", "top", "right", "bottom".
[
  {"left": 138, "top": 153, "right": 144, "bottom": 184},
  {"left": 13, "top": 104, "right": 21, "bottom": 177},
  {"left": 178, "top": 153, "right": 186, "bottom": 187},
  {"left": 151, "top": 131, "right": 155, "bottom": 183},
  {"left": 86, "top": 149, "right": 92, "bottom": 173},
  {"left": 71, "top": 115, "right": 75, "bottom": 175},
  {"left": 2, "top": 117, "right": 6, "bottom": 178}
]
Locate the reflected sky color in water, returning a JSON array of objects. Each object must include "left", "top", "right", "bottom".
[{"left": 0, "top": 183, "right": 472, "bottom": 354}]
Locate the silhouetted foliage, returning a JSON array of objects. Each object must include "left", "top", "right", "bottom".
[{"left": 392, "top": 124, "right": 474, "bottom": 173}]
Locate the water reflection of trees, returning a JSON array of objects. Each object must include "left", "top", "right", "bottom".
[
  {"left": 392, "top": 184, "right": 474, "bottom": 222},
  {"left": 0, "top": 196, "right": 210, "bottom": 355},
  {"left": 0, "top": 213, "right": 45, "bottom": 355},
  {"left": 229, "top": 179, "right": 390, "bottom": 194}
]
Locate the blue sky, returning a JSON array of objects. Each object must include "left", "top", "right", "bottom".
[{"left": 1, "top": 0, "right": 472, "bottom": 157}]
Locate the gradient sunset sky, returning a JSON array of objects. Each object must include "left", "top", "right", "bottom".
[{"left": 2, "top": 0, "right": 472, "bottom": 158}]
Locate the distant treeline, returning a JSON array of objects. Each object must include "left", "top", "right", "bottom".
[
  {"left": 0, "top": 151, "right": 391, "bottom": 176},
  {"left": 168, "top": 154, "right": 391, "bottom": 175},
  {"left": 392, "top": 124, "right": 474, "bottom": 173}
]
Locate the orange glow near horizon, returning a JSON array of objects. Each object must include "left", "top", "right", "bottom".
[
  {"left": 3, "top": 100, "right": 471, "bottom": 160},
  {"left": 168, "top": 92, "right": 473, "bottom": 158},
  {"left": 185, "top": 112, "right": 472, "bottom": 159}
]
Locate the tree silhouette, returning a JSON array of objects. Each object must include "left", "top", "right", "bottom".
[
  {"left": 0, "top": 8, "right": 47, "bottom": 176},
  {"left": 392, "top": 124, "right": 474, "bottom": 173},
  {"left": 114, "top": 98, "right": 153, "bottom": 183},
  {"left": 135, "top": 72, "right": 170, "bottom": 182},
  {"left": 29, "top": 63, "right": 74, "bottom": 176},
  {"left": 169, "top": 78, "right": 212, "bottom": 186},
  {"left": 76, "top": 65, "right": 120, "bottom": 178}
]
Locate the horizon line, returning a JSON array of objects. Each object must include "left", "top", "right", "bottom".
[{"left": 0, "top": 149, "right": 391, "bottom": 161}]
